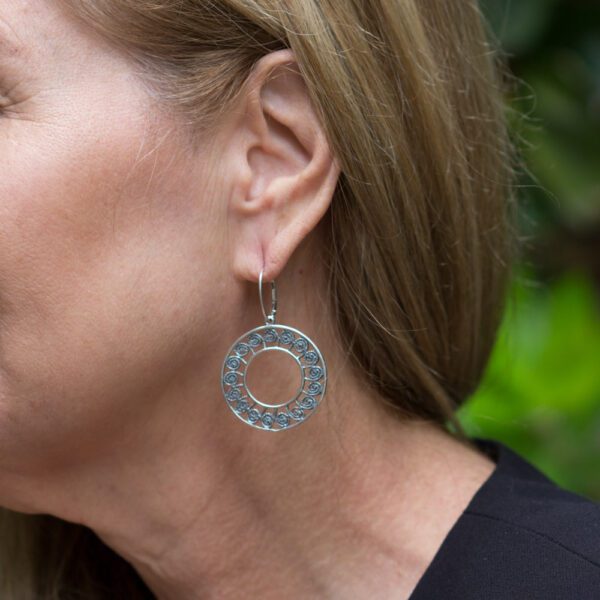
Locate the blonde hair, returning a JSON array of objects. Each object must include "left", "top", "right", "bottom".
[{"left": 0, "top": 1, "right": 515, "bottom": 597}]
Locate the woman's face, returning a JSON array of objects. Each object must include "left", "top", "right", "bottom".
[{"left": 0, "top": 1, "right": 232, "bottom": 492}]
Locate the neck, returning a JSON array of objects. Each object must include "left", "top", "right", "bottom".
[
  {"left": 81, "top": 376, "right": 494, "bottom": 599},
  {"left": 11, "top": 255, "right": 496, "bottom": 599}
]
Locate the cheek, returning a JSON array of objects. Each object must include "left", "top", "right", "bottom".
[{"left": 0, "top": 105, "right": 219, "bottom": 475}]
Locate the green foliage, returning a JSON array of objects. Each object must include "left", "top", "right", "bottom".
[
  {"left": 459, "top": 268, "right": 600, "bottom": 499},
  {"left": 460, "top": 0, "right": 600, "bottom": 500}
]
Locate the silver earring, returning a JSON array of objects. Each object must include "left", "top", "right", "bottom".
[{"left": 220, "top": 268, "right": 327, "bottom": 431}]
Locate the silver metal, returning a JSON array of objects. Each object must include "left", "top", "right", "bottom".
[
  {"left": 259, "top": 269, "right": 277, "bottom": 325},
  {"left": 220, "top": 269, "right": 327, "bottom": 431}
]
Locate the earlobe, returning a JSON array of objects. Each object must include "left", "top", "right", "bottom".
[{"left": 227, "top": 49, "right": 341, "bottom": 285}]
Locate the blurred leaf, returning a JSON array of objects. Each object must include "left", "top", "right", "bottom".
[
  {"left": 459, "top": 268, "right": 600, "bottom": 498},
  {"left": 468, "top": 0, "right": 600, "bottom": 499}
]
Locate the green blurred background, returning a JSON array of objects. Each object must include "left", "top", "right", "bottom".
[{"left": 459, "top": 0, "right": 600, "bottom": 500}]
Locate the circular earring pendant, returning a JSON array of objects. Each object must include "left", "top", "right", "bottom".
[{"left": 220, "top": 271, "right": 327, "bottom": 431}]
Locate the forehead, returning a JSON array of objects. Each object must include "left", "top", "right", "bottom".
[
  {"left": 0, "top": 1, "right": 97, "bottom": 66},
  {"left": 0, "top": 5, "right": 115, "bottom": 94}
]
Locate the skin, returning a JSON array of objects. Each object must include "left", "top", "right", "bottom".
[{"left": 0, "top": 1, "right": 497, "bottom": 599}]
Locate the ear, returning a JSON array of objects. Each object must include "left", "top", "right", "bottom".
[{"left": 225, "top": 48, "right": 341, "bottom": 284}]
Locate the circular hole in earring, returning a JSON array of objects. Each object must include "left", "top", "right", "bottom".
[{"left": 245, "top": 347, "right": 303, "bottom": 409}]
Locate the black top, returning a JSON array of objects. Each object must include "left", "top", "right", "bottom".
[{"left": 408, "top": 436, "right": 600, "bottom": 600}]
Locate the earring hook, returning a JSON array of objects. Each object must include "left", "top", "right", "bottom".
[{"left": 259, "top": 268, "right": 277, "bottom": 325}]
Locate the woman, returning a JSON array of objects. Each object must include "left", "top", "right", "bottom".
[{"left": 0, "top": 0, "right": 597, "bottom": 598}]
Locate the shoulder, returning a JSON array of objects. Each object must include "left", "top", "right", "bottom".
[
  {"left": 410, "top": 437, "right": 600, "bottom": 600},
  {"left": 465, "top": 437, "right": 600, "bottom": 566}
]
